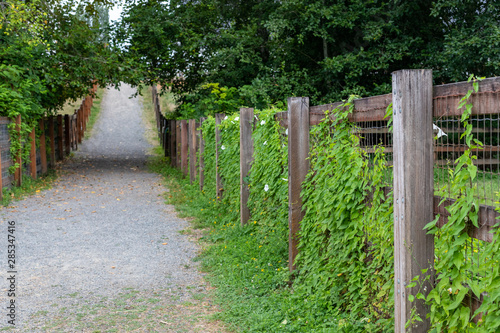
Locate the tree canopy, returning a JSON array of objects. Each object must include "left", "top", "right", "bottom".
[
  {"left": 116, "top": 0, "right": 499, "bottom": 118},
  {"left": 1, "top": 0, "right": 498, "bottom": 120}
]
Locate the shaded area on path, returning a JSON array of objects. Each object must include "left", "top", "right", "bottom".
[{"left": 0, "top": 85, "right": 224, "bottom": 332}]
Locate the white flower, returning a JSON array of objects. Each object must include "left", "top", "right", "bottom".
[
  {"left": 447, "top": 287, "right": 453, "bottom": 294},
  {"left": 263, "top": 141, "right": 267, "bottom": 145},
  {"left": 285, "top": 128, "right": 288, "bottom": 135},
  {"left": 224, "top": 116, "right": 228, "bottom": 120},
  {"left": 282, "top": 178, "right": 288, "bottom": 181},
  {"left": 260, "top": 120, "right": 266, "bottom": 126},
  {"left": 221, "top": 145, "right": 225, "bottom": 150},
  {"left": 235, "top": 117, "right": 239, "bottom": 121},
  {"left": 264, "top": 184, "right": 269, "bottom": 192}
]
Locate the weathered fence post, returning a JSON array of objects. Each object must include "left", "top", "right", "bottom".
[
  {"left": 176, "top": 120, "right": 181, "bottom": 169},
  {"left": 181, "top": 120, "right": 188, "bottom": 176},
  {"left": 57, "top": 115, "right": 64, "bottom": 161},
  {"left": 29, "top": 127, "right": 37, "bottom": 179},
  {"left": 14, "top": 115, "right": 22, "bottom": 186},
  {"left": 199, "top": 117, "right": 206, "bottom": 191},
  {"left": 39, "top": 119, "right": 47, "bottom": 174},
  {"left": 215, "top": 113, "right": 224, "bottom": 199},
  {"left": 170, "top": 120, "right": 176, "bottom": 167},
  {"left": 49, "top": 117, "right": 56, "bottom": 167},
  {"left": 393, "top": 69, "right": 434, "bottom": 332},
  {"left": 64, "top": 114, "right": 71, "bottom": 156},
  {"left": 240, "top": 108, "right": 254, "bottom": 225},
  {"left": 288, "top": 97, "right": 310, "bottom": 272},
  {"left": 189, "top": 119, "right": 197, "bottom": 184},
  {"left": 77, "top": 108, "right": 83, "bottom": 144}
]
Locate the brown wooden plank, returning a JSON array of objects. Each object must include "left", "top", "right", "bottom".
[
  {"left": 435, "top": 158, "right": 500, "bottom": 166},
  {"left": 434, "top": 196, "right": 500, "bottom": 242},
  {"left": 288, "top": 97, "right": 310, "bottom": 272},
  {"left": 64, "top": 115, "right": 71, "bottom": 156},
  {"left": 57, "top": 115, "right": 64, "bottom": 161},
  {"left": 181, "top": 120, "right": 188, "bottom": 176},
  {"left": 199, "top": 117, "right": 206, "bottom": 192},
  {"left": 275, "top": 111, "right": 288, "bottom": 128},
  {"left": 39, "top": 119, "right": 47, "bottom": 174},
  {"left": 393, "top": 69, "right": 434, "bottom": 332},
  {"left": 240, "top": 108, "right": 254, "bottom": 225},
  {"left": 215, "top": 113, "right": 224, "bottom": 200},
  {"left": 189, "top": 119, "right": 197, "bottom": 184},
  {"left": 434, "top": 76, "right": 500, "bottom": 98},
  {"left": 49, "top": 116, "right": 56, "bottom": 167},
  {"left": 176, "top": 120, "right": 181, "bottom": 169},
  {"left": 433, "top": 77, "right": 500, "bottom": 118},
  {"left": 29, "top": 127, "right": 37, "bottom": 179},
  {"left": 170, "top": 120, "right": 176, "bottom": 167},
  {"left": 14, "top": 115, "right": 22, "bottom": 186}
]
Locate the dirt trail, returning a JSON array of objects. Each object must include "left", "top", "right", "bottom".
[{"left": 0, "top": 85, "right": 225, "bottom": 332}]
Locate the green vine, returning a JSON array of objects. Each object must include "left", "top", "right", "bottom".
[
  {"left": 412, "top": 76, "right": 500, "bottom": 332},
  {"left": 291, "top": 96, "right": 394, "bottom": 331}
]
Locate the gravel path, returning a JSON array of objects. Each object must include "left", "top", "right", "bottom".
[{"left": 0, "top": 85, "right": 223, "bottom": 332}]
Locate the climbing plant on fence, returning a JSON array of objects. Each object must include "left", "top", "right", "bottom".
[
  {"left": 247, "top": 107, "right": 289, "bottom": 257},
  {"left": 218, "top": 113, "right": 241, "bottom": 222},
  {"left": 201, "top": 117, "right": 216, "bottom": 198},
  {"left": 293, "top": 98, "right": 395, "bottom": 331},
  {"left": 415, "top": 78, "right": 500, "bottom": 332}
]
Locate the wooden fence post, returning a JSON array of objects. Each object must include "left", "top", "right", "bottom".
[
  {"left": 240, "top": 108, "right": 254, "bottom": 225},
  {"left": 393, "top": 69, "right": 434, "bottom": 333},
  {"left": 14, "top": 115, "right": 22, "bottom": 187},
  {"left": 163, "top": 118, "right": 169, "bottom": 157},
  {"left": 189, "top": 119, "right": 197, "bottom": 184},
  {"left": 199, "top": 117, "right": 206, "bottom": 191},
  {"left": 57, "top": 115, "right": 64, "bottom": 161},
  {"left": 29, "top": 127, "right": 37, "bottom": 179},
  {"left": 64, "top": 114, "right": 71, "bottom": 156},
  {"left": 77, "top": 108, "right": 83, "bottom": 144},
  {"left": 170, "top": 120, "right": 176, "bottom": 167},
  {"left": 49, "top": 117, "right": 56, "bottom": 167},
  {"left": 215, "top": 113, "right": 224, "bottom": 200},
  {"left": 176, "top": 120, "right": 181, "bottom": 169},
  {"left": 181, "top": 120, "right": 188, "bottom": 175},
  {"left": 39, "top": 119, "right": 47, "bottom": 174},
  {"left": 288, "top": 97, "right": 310, "bottom": 272}
]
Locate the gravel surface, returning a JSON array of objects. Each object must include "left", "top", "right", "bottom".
[{"left": 0, "top": 85, "right": 223, "bottom": 332}]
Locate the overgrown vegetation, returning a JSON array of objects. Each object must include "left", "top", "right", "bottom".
[
  {"left": 149, "top": 100, "right": 399, "bottom": 332},
  {"left": 412, "top": 78, "right": 500, "bottom": 332}
]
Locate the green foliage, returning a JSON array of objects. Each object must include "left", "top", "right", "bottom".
[
  {"left": 179, "top": 83, "right": 244, "bottom": 119},
  {"left": 217, "top": 113, "right": 241, "bottom": 221},
  {"left": 119, "top": 0, "right": 499, "bottom": 110},
  {"left": 162, "top": 101, "right": 397, "bottom": 331},
  {"left": 292, "top": 97, "right": 394, "bottom": 331},
  {"left": 201, "top": 117, "right": 216, "bottom": 198},
  {"left": 247, "top": 108, "right": 289, "bottom": 250},
  {"left": 416, "top": 77, "right": 500, "bottom": 332}
]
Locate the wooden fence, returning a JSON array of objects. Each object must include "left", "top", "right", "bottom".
[
  {"left": 153, "top": 71, "right": 500, "bottom": 332},
  {"left": 0, "top": 84, "right": 98, "bottom": 200}
]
